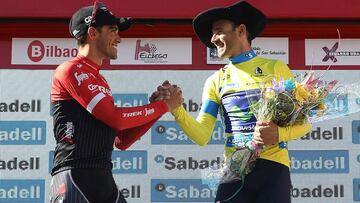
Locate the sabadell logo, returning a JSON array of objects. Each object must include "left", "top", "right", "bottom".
[{"left": 27, "top": 40, "right": 78, "bottom": 62}]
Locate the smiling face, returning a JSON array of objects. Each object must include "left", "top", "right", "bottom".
[
  {"left": 95, "top": 25, "right": 121, "bottom": 60},
  {"left": 211, "top": 19, "right": 249, "bottom": 59}
]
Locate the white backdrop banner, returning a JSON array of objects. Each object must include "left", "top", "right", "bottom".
[
  {"left": 305, "top": 39, "right": 360, "bottom": 66},
  {"left": 0, "top": 69, "right": 359, "bottom": 203}
]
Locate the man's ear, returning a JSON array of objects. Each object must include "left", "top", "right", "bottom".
[
  {"left": 87, "top": 27, "right": 98, "bottom": 40},
  {"left": 237, "top": 24, "right": 247, "bottom": 37}
]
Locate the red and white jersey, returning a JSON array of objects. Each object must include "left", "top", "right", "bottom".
[{"left": 50, "top": 55, "right": 167, "bottom": 175}]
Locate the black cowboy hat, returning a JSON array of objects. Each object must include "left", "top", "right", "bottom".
[{"left": 193, "top": 1, "right": 266, "bottom": 48}]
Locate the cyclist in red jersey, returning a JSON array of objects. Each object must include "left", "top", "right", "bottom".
[{"left": 49, "top": 2, "right": 183, "bottom": 203}]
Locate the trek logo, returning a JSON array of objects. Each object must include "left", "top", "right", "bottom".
[
  {"left": 151, "top": 179, "right": 216, "bottom": 202},
  {"left": 151, "top": 121, "right": 225, "bottom": 145},
  {"left": 289, "top": 150, "right": 349, "bottom": 173},
  {"left": 352, "top": 120, "right": 360, "bottom": 144},
  {"left": 48, "top": 151, "right": 147, "bottom": 174},
  {"left": 74, "top": 72, "right": 89, "bottom": 86},
  {"left": 0, "top": 121, "right": 46, "bottom": 145},
  {"left": 291, "top": 184, "right": 344, "bottom": 198},
  {"left": 134, "top": 40, "right": 167, "bottom": 61},
  {"left": 0, "top": 157, "right": 40, "bottom": 171},
  {"left": 0, "top": 179, "right": 44, "bottom": 202},
  {"left": 154, "top": 155, "right": 221, "bottom": 170},
  {"left": 354, "top": 179, "right": 360, "bottom": 201},
  {"left": 112, "top": 151, "right": 147, "bottom": 174},
  {"left": 122, "top": 107, "right": 154, "bottom": 118},
  {"left": 27, "top": 40, "right": 78, "bottom": 62},
  {"left": 322, "top": 42, "right": 360, "bottom": 62},
  {"left": 0, "top": 99, "right": 41, "bottom": 113},
  {"left": 113, "top": 93, "right": 148, "bottom": 107}
]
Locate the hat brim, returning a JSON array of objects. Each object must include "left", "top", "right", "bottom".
[{"left": 193, "top": 1, "right": 267, "bottom": 48}]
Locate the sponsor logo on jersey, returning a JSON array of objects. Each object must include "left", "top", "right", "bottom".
[
  {"left": 88, "top": 84, "right": 112, "bottom": 96},
  {"left": 74, "top": 72, "right": 89, "bottom": 86}
]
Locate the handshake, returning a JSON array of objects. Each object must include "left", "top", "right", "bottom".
[{"left": 149, "top": 80, "right": 184, "bottom": 112}]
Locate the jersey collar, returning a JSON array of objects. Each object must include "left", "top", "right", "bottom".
[
  {"left": 76, "top": 54, "right": 101, "bottom": 72},
  {"left": 229, "top": 50, "right": 257, "bottom": 65}
]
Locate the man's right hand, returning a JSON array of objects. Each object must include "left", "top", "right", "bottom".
[
  {"left": 150, "top": 80, "right": 183, "bottom": 112},
  {"left": 164, "top": 83, "right": 183, "bottom": 112}
]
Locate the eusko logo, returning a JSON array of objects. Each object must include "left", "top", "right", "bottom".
[
  {"left": 151, "top": 179, "right": 216, "bottom": 202},
  {"left": 151, "top": 121, "right": 225, "bottom": 145},
  {"left": 113, "top": 93, "right": 148, "bottom": 107},
  {"left": 289, "top": 150, "right": 349, "bottom": 173},
  {"left": 322, "top": 42, "right": 360, "bottom": 62},
  {"left": 0, "top": 121, "right": 46, "bottom": 145},
  {"left": 0, "top": 179, "right": 45, "bottom": 202},
  {"left": 27, "top": 40, "right": 78, "bottom": 63}
]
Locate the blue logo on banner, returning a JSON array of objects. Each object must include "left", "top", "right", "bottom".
[
  {"left": 354, "top": 179, "right": 360, "bottom": 201},
  {"left": 151, "top": 179, "right": 216, "bottom": 202},
  {"left": 352, "top": 120, "right": 360, "bottom": 144},
  {"left": 48, "top": 150, "right": 147, "bottom": 174},
  {"left": 289, "top": 150, "right": 349, "bottom": 173},
  {"left": 112, "top": 151, "right": 147, "bottom": 174},
  {"left": 151, "top": 121, "right": 224, "bottom": 145},
  {"left": 113, "top": 94, "right": 148, "bottom": 107},
  {"left": 0, "top": 179, "right": 45, "bottom": 202},
  {"left": 0, "top": 121, "right": 46, "bottom": 145}
]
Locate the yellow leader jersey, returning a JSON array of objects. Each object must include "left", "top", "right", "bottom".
[{"left": 172, "top": 50, "right": 311, "bottom": 168}]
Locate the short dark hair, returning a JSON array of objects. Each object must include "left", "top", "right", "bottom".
[{"left": 76, "top": 26, "right": 103, "bottom": 46}]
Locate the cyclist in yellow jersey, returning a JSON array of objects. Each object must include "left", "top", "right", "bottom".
[{"left": 156, "top": 1, "right": 312, "bottom": 203}]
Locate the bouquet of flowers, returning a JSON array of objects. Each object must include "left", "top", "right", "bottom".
[
  {"left": 249, "top": 71, "right": 338, "bottom": 127},
  {"left": 201, "top": 70, "right": 360, "bottom": 190}
]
